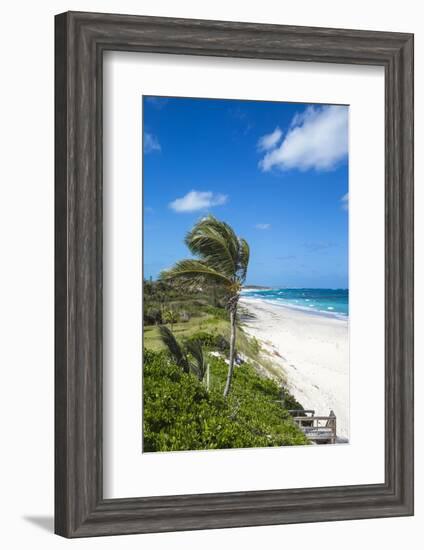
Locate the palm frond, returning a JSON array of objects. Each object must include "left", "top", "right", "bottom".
[
  {"left": 185, "top": 215, "right": 239, "bottom": 279},
  {"left": 158, "top": 325, "right": 189, "bottom": 373},
  {"left": 186, "top": 339, "right": 208, "bottom": 381},
  {"left": 160, "top": 259, "right": 233, "bottom": 289},
  {"left": 237, "top": 238, "right": 250, "bottom": 283}
]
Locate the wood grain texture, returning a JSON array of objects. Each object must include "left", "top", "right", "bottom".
[{"left": 54, "top": 11, "right": 414, "bottom": 538}]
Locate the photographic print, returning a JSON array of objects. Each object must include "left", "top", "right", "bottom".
[{"left": 143, "top": 96, "right": 349, "bottom": 452}]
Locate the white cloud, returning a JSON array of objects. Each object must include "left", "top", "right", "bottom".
[
  {"left": 258, "top": 105, "right": 348, "bottom": 172},
  {"left": 255, "top": 223, "right": 271, "bottom": 230},
  {"left": 289, "top": 106, "right": 316, "bottom": 128},
  {"left": 257, "top": 127, "right": 282, "bottom": 151},
  {"left": 144, "top": 132, "right": 161, "bottom": 153},
  {"left": 341, "top": 192, "right": 349, "bottom": 211},
  {"left": 169, "top": 190, "right": 228, "bottom": 213}
]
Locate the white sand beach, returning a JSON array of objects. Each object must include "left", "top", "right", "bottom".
[{"left": 240, "top": 297, "right": 349, "bottom": 440}]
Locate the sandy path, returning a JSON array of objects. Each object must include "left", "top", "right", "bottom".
[{"left": 240, "top": 297, "right": 349, "bottom": 440}]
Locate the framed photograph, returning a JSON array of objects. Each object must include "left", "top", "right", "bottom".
[{"left": 55, "top": 11, "right": 414, "bottom": 537}]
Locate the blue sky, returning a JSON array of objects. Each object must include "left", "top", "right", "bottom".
[{"left": 143, "top": 96, "right": 348, "bottom": 288}]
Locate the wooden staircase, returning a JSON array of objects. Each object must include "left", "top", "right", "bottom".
[{"left": 288, "top": 409, "right": 337, "bottom": 444}]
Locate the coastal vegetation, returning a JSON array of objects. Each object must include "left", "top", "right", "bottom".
[
  {"left": 143, "top": 216, "right": 308, "bottom": 452},
  {"left": 143, "top": 348, "right": 308, "bottom": 452}
]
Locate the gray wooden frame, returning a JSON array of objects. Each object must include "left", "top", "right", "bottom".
[{"left": 55, "top": 11, "right": 414, "bottom": 538}]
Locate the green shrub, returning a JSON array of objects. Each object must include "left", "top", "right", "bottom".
[
  {"left": 204, "top": 305, "right": 229, "bottom": 320},
  {"left": 185, "top": 331, "right": 229, "bottom": 352},
  {"left": 162, "top": 309, "right": 178, "bottom": 327},
  {"left": 144, "top": 307, "right": 162, "bottom": 325},
  {"left": 143, "top": 349, "right": 308, "bottom": 452},
  {"left": 280, "top": 390, "right": 304, "bottom": 411}
]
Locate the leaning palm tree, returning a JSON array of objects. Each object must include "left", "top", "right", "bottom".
[
  {"left": 158, "top": 325, "right": 210, "bottom": 388},
  {"left": 160, "top": 215, "right": 250, "bottom": 397}
]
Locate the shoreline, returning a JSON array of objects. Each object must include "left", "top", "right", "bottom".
[
  {"left": 239, "top": 296, "right": 349, "bottom": 441},
  {"left": 241, "top": 289, "right": 348, "bottom": 319},
  {"left": 241, "top": 295, "right": 348, "bottom": 321}
]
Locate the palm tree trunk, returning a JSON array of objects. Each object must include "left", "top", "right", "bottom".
[{"left": 223, "top": 306, "right": 237, "bottom": 397}]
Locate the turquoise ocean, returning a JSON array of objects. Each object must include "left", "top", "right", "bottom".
[{"left": 242, "top": 288, "right": 349, "bottom": 317}]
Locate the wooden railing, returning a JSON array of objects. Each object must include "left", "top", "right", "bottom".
[{"left": 288, "top": 409, "right": 337, "bottom": 444}]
